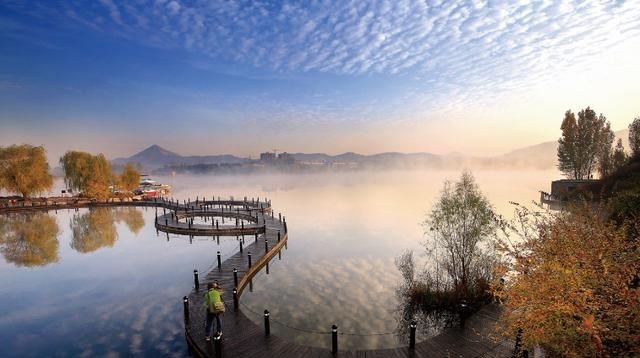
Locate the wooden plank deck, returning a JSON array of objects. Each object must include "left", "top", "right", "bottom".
[
  {"left": 184, "top": 209, "right": 512, "bottom": 358},
  {"left": 0, "top": 197, "right": 512, "bottom": 357}
]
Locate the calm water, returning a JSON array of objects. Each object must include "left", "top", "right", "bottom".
[{"left": 0, "top": 170, "right": 557, "bottom": 355}]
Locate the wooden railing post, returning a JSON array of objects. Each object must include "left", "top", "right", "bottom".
[
  {"left": 331, "top": 324, "right": 338, "bottom": 354},
  {"left": 264, "top": 310, "right": 271, "bottom": 336},
  {"left": 410, "top": 321, "right": 416, "bottom": 349},
  {"left": 183, "top": 296, "right": 190, "bottom": 325}
]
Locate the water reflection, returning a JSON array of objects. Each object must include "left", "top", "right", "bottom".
[
  {"left": 0, "top": 212, "right": 60, "bottom": 267},
  {"left": 70, "top": 208, "right": 118, "bottom": 253},
  {"left": 114, "top": 207, "right": 145, "bottom": 234},
  {"left": 393, "top": 287, "right": 457, "bottom": 345},
  {"left": 70, "top": 207, "right": 145, "bottom": 253}
]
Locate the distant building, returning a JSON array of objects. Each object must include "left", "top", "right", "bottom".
[
  {"left": 278, "top": 152, "right": 295, "bottom": 165},
  {"left": 260, "top": 152, "right": 276, "bottom": 162}
]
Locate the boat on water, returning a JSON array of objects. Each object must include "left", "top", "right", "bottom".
[{"left": 134, "top": 177, "right": 171, "bottom": 198}]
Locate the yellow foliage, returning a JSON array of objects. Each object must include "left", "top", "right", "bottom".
[
  {"left": 495, "top": 207, "right": 640, "bottom": 356},
  {"left": 119, "top": 163, "right": 140, "bottom": 193},
  {"left": 70, "top": 208, "right": 117, "bottom": 253},
  {"left": 0, "top": 144, "right": 53, "bottom": 198},
  {"left": 60, "top": 151, "right": 112, "bottom": 200},
  {"left": 0, "top": 212, "right": 60, "bottom": 267}
]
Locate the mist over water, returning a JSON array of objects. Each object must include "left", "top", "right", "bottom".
[
  {"left": 0, "top": 169, "right": 558, "bottom": 354},
  {"left": 162, "top": 169, "right": 558, "bottom": 349}
]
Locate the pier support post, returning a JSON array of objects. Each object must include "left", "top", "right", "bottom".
[
  {"left": 214, "top": 334, "right": 222, "bottom": 357},
  {"left": 239, "top": 240, "right": 243, "bottom": 253},
  {"left": 233, "top": 288, "right": 239, "bottom": 311},
  {"left": 410, "top": 321, "right": 416, "bottom": 349},
  {"left": 279, "top": 213, "right": 281, "bottom": 222},
  {"left": 248, "top": 252, "right": 252, "bottom": 268},
  {"left": 216, "top": 221, "right": 219, "bottom": 230},
  {"left": 217, "top": 251, "right": 221, "bottom": 269},
  {"left": 265, "top": 237, "right": 268, "bottom": 253},
  {"left": 194, "top": 270, "right": 199, "bottom": 290},
  {"left": 264, "top": 310, "right": 271, "bottom": 336},
  {"left": 254, "top": 233, "right": 258, "bottom": 243},
  {"left": 331, "top": 324, "right": 338, "bottom": 354},
  {"left": 183, "top": 296, "right": 190, "bottom": 325},
  {"left": 277, "top": 231, "right": 281, "bottom": 242},
  {"left": 233, "top": 268, "right": 238, "bottom": 288}
]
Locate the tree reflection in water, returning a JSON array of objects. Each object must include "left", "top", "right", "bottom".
[
  {"left": 0, "top": 212, "right": 60, "bottom": 267},
  {"left": 70, "top": 207, "right": 145, "bottom": 253},
  {"left": 71, "top": 207, "right": 118, "bottom": 253},
  {"left": 394, "top": 287, "right": 458, "bottom": 344},
  {"left": 113, "top": 207, "right": 144, "bottom": 234}
]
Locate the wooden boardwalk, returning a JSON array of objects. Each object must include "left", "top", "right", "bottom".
[
  {"left": 0, "top": 196, "right": 513, "bottom": 357},
  {"left": 183, "top": 208, "right": 513, "bottom": 358}
]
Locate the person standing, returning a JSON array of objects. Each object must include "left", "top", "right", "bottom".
[{"left": 204, "top": 281, "right": 224, "bottom": 340}]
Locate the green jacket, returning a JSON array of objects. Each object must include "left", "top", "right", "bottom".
[{"left": 204, "top": 288, "right": 223, "bottom": 311}]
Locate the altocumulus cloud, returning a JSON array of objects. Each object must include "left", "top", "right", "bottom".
[
  {"left": 17, "top": 1, "right": 639, "bottom": 72},
  {"left": 5, "top": 0, "right": 640, "bottom": 119}
]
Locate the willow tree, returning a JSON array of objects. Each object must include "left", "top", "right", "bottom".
[
  {"left": 119, "top": 163, "right": 140, "bottom": 193},
  {"left": 558, "top": 107, "right": 613, "bottom": 179},
  {"left": 0, "top": 144, "right": 53, "bottom": 198},
  {"left": 59, "top": 151, "right": 112, "bottom": 200}
]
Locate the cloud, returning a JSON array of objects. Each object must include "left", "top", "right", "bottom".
[{"left": 4, "top": 0, "right": 640, "bottom": 129}]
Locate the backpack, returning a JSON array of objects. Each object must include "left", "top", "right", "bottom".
[{"left": 207, "top": 290, "right": 225, "bottom": 313}]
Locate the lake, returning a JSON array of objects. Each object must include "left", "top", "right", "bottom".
[{"left": 0, "top": 170, "right": 558, "bottom": 356}]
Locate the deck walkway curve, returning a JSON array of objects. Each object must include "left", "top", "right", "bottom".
[
  {"left": 0, "top": 196, "right": 513, "bottom": 357},
  {"left": 179, "top": 205, "right": 513, "bottom": 357}
]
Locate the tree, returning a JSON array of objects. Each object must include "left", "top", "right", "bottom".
[
  {"left": 0, "top": 144, "right": 53, "bottom": 198},
  {"left": 423, "top": 171, "right": 497, "bottom": 294},
  {"left": 612, "top": 138, "right": 628, "bottom": 171},
  {"left": 597, "top": 122, "right": 614, "bottom": 177},
  {"left": 119, "top": 163, "right": 140, "bottom": 193},
  {"left": 557, "top": 107, "right": 613, "bottom": 179},
  {"left": 59, "top": 151, "right": 112, "bottom": 200},
  {"left": 630, "top": 116, "right": 640, "bottom": 158},
  {"left": 495, "top": 206, "right": 640, "bottom": 357}
]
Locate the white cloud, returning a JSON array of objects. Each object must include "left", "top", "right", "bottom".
[{"left": 6, "top": 0, "right": 640, "bottom": 129}]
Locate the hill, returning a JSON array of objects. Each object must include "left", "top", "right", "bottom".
[
  {"left": 112, "top": 145, "right": 249, "bottom": 169},
  {"left": 114, "top": 129, "right": 631, "bottom": 171}
]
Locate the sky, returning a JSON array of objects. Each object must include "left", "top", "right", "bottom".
[{"left": 1, "top": 0, "right": 639, "bottom": 162}]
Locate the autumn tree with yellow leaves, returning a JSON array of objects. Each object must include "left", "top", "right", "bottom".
[
  {"left": 59, "top": 151, "right": 113, "bottom": 200},
  {"left": 495, "top": 205, "right": 639, "bottom": 357},
  {"left": 0, "top": 144, "right": 53, "bottom": 198},
  {"left": 118, "top": 163, "right": 140, "bottom": 193}
]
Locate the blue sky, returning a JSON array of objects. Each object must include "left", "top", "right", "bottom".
[{"left": 1, "top": 0, "right": 640, "bottom": 160}]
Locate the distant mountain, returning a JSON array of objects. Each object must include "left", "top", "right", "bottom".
[
  {"left": 115, "top": 129, "right": 631, "bottom": 172},
  {"left": 490, "top": 128, "right": 630, "bottom": 170},
  {"left": 112, "top": 145, "right": 249, "bottom": 169}
]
